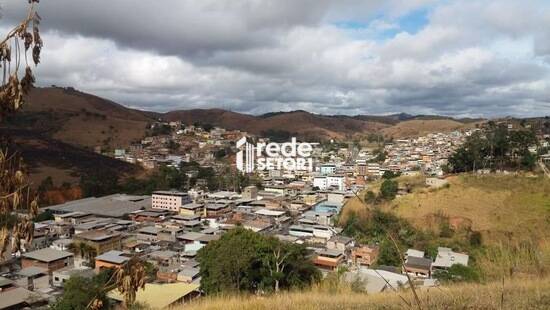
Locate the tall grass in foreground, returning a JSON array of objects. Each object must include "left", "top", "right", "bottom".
[
  {"left": 475, "top": 239, "right": 550, "bottom": 280},
  {"left": 183, "top": 277, "right": 550, "bottom": 310}
]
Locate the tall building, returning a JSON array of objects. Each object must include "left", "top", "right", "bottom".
[{"left": 152, "top": 191, "right": 192, "bottom": 212}]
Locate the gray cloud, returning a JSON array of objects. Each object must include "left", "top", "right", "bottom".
[{"left": 0, "top": 0, "right": 549, "bottom": 117}]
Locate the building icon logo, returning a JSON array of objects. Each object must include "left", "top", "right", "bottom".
[
  {"left": 236, "top": 136, "right": 314, "bottom": 173},
  {"left": 236, "top": 136, "right": 255, "bottom": 173}
]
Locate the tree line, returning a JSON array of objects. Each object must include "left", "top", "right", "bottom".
[{"left": 447, "top": 124, "right": 539, "bottom": 173}]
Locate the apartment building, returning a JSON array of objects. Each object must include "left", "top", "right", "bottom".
[{"left": 152, "top": 191, "right": 192, "bottom": 212}]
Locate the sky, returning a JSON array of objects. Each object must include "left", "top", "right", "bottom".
[{"left": 1, "top": 0, "right": 550, "bottom": 117}]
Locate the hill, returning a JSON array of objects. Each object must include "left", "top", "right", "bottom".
[
  {"left": 341, "top": 174, "right": 550, "bottom": 279},
  {"left": 381, "top": 119, "right": 480, "bottom": 138},
  {"left": 6, "top": 87, "right": 482, "bottom": 148},
  {"left": 163, "top": 109, "right": 391, "bottom": 140},
  {"left": 3, "top": 128, "right": 143, "bottom": 188},
  {"left": 185, "top": 277, "right": 550, "bottom": 310},
  {"left": 1, "top": 87, "right": 482, "bottom": 185},
  {"left": 164, "top": 110, "right": 479, "bottom": 140},
  {"left": 6, "top": 86, "right": 156, "bottom": 149}
]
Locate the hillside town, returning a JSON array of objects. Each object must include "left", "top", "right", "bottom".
[
  {"left": 0, "top": 122, "right": 490, "bottom": 309},
  {"left": 3, "top": 115, "right": 550, "bottom": 309},
  {"left": 0, "top": 185, "right": 469, "bottom": 308}
]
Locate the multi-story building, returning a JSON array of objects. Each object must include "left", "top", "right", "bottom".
[
  {"left": 152, "top": 191, "right": 192, "bottom": 212},
  {"left": 313, "top": 175, "right": 345, "bottom": 191}
]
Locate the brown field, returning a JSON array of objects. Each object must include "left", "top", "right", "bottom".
[
  {"left": 183, "top": 277, "right": 550, "bottom": 310},
  {"left": 381, "top": 119, "right": 480, "bottom": 138},
  {"left": 342, "top": 174, "right": 550, "bottom": 243}
]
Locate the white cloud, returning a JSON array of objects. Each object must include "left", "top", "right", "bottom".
[{"left": 1, "top": 0, "right": 549, "bottom": 117}]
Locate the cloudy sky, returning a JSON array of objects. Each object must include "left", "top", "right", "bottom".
[{"left": 2, "top": 0, "right": 550, "bottom": 117}]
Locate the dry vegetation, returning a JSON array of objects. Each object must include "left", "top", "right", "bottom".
[
  {"left": 184, "top": 277, "right": 550, "bottom": 310},
  {"left": 393, "top": 174, "right": 550, "bottom": 242},
  {"left": 340, "top": 174, "right": 550, "bottom": 280},
  {"left": 341, "top": 174, "right": 550, "bottom": 244},
  {"left": 381, "top": 119, "right": 480, "bottom": 138}
]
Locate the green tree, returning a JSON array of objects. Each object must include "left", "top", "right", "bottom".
[
  {"left": 380, "top": 179, "right": 398, "bottom": 200},
  {"left": 433, "top": 264, "right": 480, "bottom": 283},
  {"left": 51, "top": 273, "right": 111, "bottom": 310},
  {"left": 376, "top": 238, "right": 401, "bottom": 266},
  {"left": 34, "top": 210, "right": 54, "bottom": 222},
  {"left": 197, "top": 228, "right": 319, "bottom": 294}
]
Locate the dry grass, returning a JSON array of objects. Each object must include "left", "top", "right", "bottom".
[
  {"left": 183, "top": 277, "right": 550, "bottom": 310},
  {"left": 381, "top": 119, "right": 479, "bottom": 138},
  {"left": 341, "top": 174, "right": 550, "bottom": 244},
  {"left": 392, "top": 174, "right": 550, "bottom": 242},
  {"left": 339, "top": 174, "right": 550, "bottom": 280}
]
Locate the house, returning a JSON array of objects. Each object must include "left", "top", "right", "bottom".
[
  {"left": 204, "top": 203, "right": 231, "bottom": 217},
  {"left": 15, "top": 267, "right": 50, "bottom": 291},
  {"left": 137, "top": 226, "right": 159, "bottom": 243},
  {"left": 313, "top": 175, "right": 345, "bottom": 191},
  {"left": 405, "top": 249, "right": 425, "bottom": 259},
  {"left": 0, "top": 277, "right": 45, "bottom": 309},
  {"left": 242, "top": 219, "right": 272, "bottom": 233},
  {"left": 130, "top": 210, "right": 170, "bottom": 223},
  {"left": 148, "top": 250, "right": 179, "bottom": 267},
  {"left": 254, "top": 208, "right": 288, "bottom": 222},
  {"left": 403, "top": 256, "right": 432, "bottom": 278},
  {"left": 108, "top": 282, "right": 200, "bottom": 309},
  {"left": 73, "top": 230, "right": 123, "bottom": 255},
  {"left": 242, "top": 186, "right": 258, "bottom": 200},
  {"left": 327, "top": 236, "right": 354, "bottom": 251},
  {"left": 50, "top": 238, "right": 73, "bottom": 252},
  {"left": 179, "top": 203, "right": 205, "bottom": 216},
  {"left": 54, "top": 212, "right": 92, "bottom": 225},
  {"left": 177, "top": 267, "right": 200, "bottom": 283},
  {"left": 320, "top": 164, "right": 337, "bottom": 175},
  {"left": 52, "top": 267, "right": 95, "bottom": 287},
  {"left": 313, "top": 249, "right": 345, "bottom": 270},
  {"left": 158, "top": 227, "right": 185, "bottom": 242},
  {"left": 152, "top": 190, "right": 192, "bottom": 212},
  {"left": 433, "top": 247, "right": 469, "bottom": 269},
  {"left": 312, "top": 225, "right": 335, "bottom": 239},
  {"left": 21, "top": 248, "right": 74, "bottom": 272},
  {"left": 177, "top": 232, "right": 220, "bottom": 245},
  {"left": 351, "top": 245, "right": 379, "bottom": 266},
  {"left": 289, "top": 225, "right": 314, "bottom": 238},
  {"left": 263, "top": 185, "right": 286, "bottom": 196},
  {"left": 95, "top": 250, "right": 131, "bottom": 272}
]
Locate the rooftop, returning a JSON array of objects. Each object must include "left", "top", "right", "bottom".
[
  {"left": 22, "top": 248, "right": 73, "bottom": 262},
  {"left": 17, "top": 266, "right": 49, "bottom": 277},
  {"left": 46, "top": 194, "right": 151, "bottom": 218},
  {"left": 95, "top": 250, "right": 130, "bottom": 264},
  {"left": 108, "top": 282, "right": 199, "bottom": 309}
]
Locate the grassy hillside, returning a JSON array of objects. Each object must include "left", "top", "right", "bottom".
[
  {"left": 393, "top": 175, "right": 550, "bottom": 242},
  {"left": 340, "top": 174, "right": 550, "bottom": 279},
  {"left": 381, "top": 119, "right": 480, "bottom": 138},
  {"left": 185, "top": 277, "right": 550, "bottom": 310}
]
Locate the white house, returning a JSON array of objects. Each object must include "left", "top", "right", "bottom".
[
  {"left": 433, "top": 247, "right": 469, "bottom": 269},
  {"left": 313, "top": 175, "right": 345, "bottom": 191}
]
